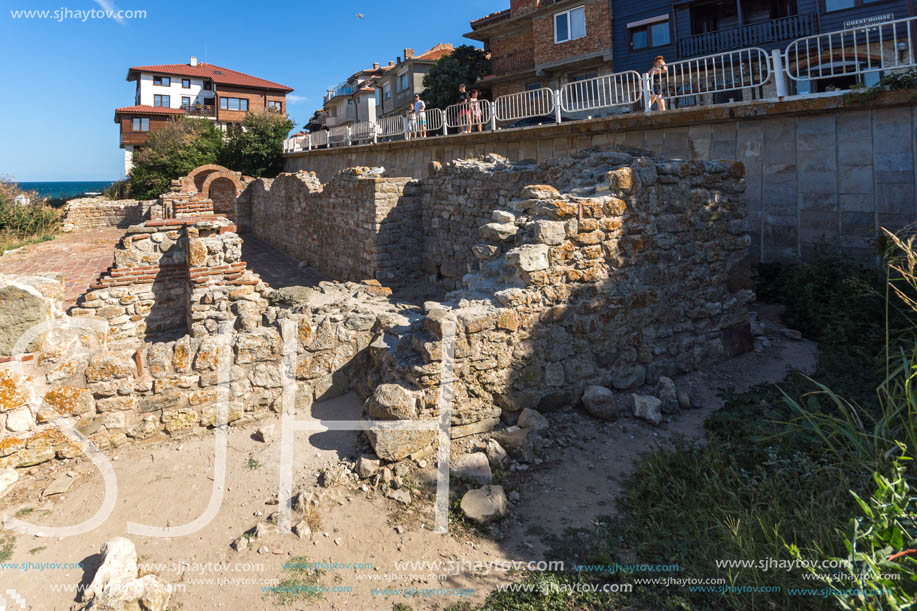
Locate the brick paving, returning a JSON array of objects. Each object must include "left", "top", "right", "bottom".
[
  {"left": 0, "top": 228, "right": 123, "bottom": 309},
  {"left": 0, "top": 229, "right": 322, "bottom": 311}
]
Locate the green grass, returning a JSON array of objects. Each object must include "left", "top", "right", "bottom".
[
  {"left": 13, "top": 507, "right": 34, "bottom": 518},
  {"left": 267, "top": 555, "right": 324, "bottom": 607},
  {"left": 245, "top": 457, "right": 262, "bottom": 470},
  {"left": 0, "top": 532, "right": 14, "bottom": 563}
]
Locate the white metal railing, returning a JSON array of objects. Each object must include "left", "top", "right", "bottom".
[
  {"left": 407, "top": 107, "right": 445, "bottom": 138},
  {"left": 328, "top": 125, "right": 350, "bottom": 146},
  {"left": 282, "top": 19, "right": 917, "bottom": 154},
  {"left": 495, "top": 87, "right": 555, "bottom": 122},
  {"left": 445, "top": 99, "right": 493, "bottom": 129},
  {"left": 560, "top": 71, "right": 643, "bottom": 113},
  {"left": 784, "top": 15, "right": 917, "bottom": 81},
  {"left": 310, "top": 130, "right": 328, "bottom": 148},
  {"left": 651, "top": 47, "right": 772, "bottom": 101},
  {"left": 351, "top": 120, "right": 376, "bottom": 142},
  {"left": 379, "top": 115, "right": 405, "bottom": 139}
]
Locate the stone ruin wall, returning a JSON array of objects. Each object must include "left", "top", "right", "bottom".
[
  {"left": 250, "top": 169, "right": 422, "bottom": 285},
  {"left": 0, "top": 149, "right": 753, "bottom": 469},
  {"left": 62, "top": 198, "right": 157, "bottom": 232}
]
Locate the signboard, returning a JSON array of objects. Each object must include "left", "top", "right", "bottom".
[{"left": 844, "top": 13, "right": 894, "bottom": 28}]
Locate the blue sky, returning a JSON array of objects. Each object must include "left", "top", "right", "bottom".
[{"left": 0, "top": 0, "right": 493, "bottom": 181}]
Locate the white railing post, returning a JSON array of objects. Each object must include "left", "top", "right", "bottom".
[
  {"left": 554, "top": 89, "right": 562, "bottom": 124},
  {"left": 642, "top": 73, "right": 652, "bottom": 112},
  {"left": 307, "top": 134, "right": 312, "bottom": 151},
  {"left": 772, "top": 50, "right": 787, "bottom": 98},
  {"left": 372, "top": 123, "right": 378, "bottom": 144},
  {"left": 490, "top": 104, "right": 497, "bottom": 132},
  {"left": 346, "top": 127, "right": 352, "bottom": 146},
  {"left": 324, "top": 130, "right": 330, "bottom": 148},
  {"left": 443, "top": 112, "right": 448, "bottom": 136}
]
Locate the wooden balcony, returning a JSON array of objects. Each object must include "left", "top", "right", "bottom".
[
  {"left": 491, "top": 50, "right": 535, "bottom": 76},
  {"left": 184, "top": 105, "right": 215, "bottom": 117},
  {"left": 678, "top": 13, "right": 817, "bottom": 58}
]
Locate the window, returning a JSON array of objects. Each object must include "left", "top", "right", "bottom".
[
  {"left": 219, "top": 97, "right": 249, "bottom": 111},
  {"left": 268, "top": 100, "right": 282, "bottom": 113},
  {"left": 181, "top": 79, "right": 190, "bottom": 88},
  {"left": 554, "top": 6, "right": 586, "bottom": 43},
  {"left": 399, "top": 72, "right": 408, "bottom": 90},
  {"left": 153, "top": 94, "right": 170, "bottom": 107},
  {"left": 629, "top": 18, "right": 670, "bottom": 50},
  {"left": 526, "top": 82, "right": 542, "bottom": 91},
  {"left": 825, "top": 0, "right": 879, "bottom": 10},
  {"left": 203, "top": 81, "right": 212, "bottom": 91},
  {"left": 181, "top": 96, "right": 191, "bottom": 108},
  {"left": 153, "top": 75, "right": 170, "bottom": 86},
  {"left": 131, "top": 117, "right": 149, "bottom": 131},
  {"left": 383, "top": 83, "right": 391, "bottom": 99}
]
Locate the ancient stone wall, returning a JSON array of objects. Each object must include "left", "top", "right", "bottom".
[
  {"left": 250, "top": 169, "right": 422, "bottom": 285},
  {"left": 62, "top": 198, "right": 156, "bottom": 232}
]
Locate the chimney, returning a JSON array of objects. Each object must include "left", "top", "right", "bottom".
[
  {"left": 396, "top": 56, "right": 401, "bottom": 64},
  {"left": 190, "top": 56, "right": 198, "bottom": 66},
  {"left": 373, "top": 62, "right": 379, "bottom": 70},
  {"left": 404, "top": 48, "right": 414, "bottom": 60},
  {"left": 388, "top": 61, "right": 394, "bottom": 67}
]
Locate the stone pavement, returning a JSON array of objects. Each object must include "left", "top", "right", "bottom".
[
  {"left": 0, "top": 228, "right": 122, "bottom": 308},
  {"left": 0, "top": 229, "right": 322, "bottom": 311},
  {"left": 241, "top": 234, "right": 326, "bottom": 289}
]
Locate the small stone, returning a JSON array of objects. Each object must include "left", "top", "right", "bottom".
[
  {"left": 43, "top": 473, "right": 74, "bottom": 496},
  {"left": 356, "top": 456, "right": 380, "bottom": 479},
  {"left": 451, "top": 453, "right": 493, "bottom": 485},
  {"left": 517, "top": 408, "right": 548, "bottom": 432},
  {"left": 581, "top": 385, "right": 621, "bottom": 421},
  {"left": 333, "top": 537, "right": 342, "bottom": 546},
  {"left": 632, "top": 394, "right": 663, "bottom": 426},
  {"left": 485, "top": 439, "right": 508, "bottom": 469},
  {"left": 655, "top": 377, "right": 679, "bottom": 414},
  {"left": 384, "top": 488, "right": 411, "bottom": 505},
  {"left": 780, "top": 328, "right": 803, "bottom": 341},
  {"left": 676, "top": 389, "right": 692, "bottom": 411},
  {"left": 460, "top": 485, "right": 507, "bottom": 523},
  {"left": 257, "top": 546, "right": 270, "bottom": 554},
  {"left": 0, "top": 469, "right": 18, "bottom": 500},
  {"left": 293, "top": 521, "right": 311, "bottom": 540},
  {"left": 254, "top": 424, "right": 275, "bottom": 443},
  {"left": 231, "top": 537, "right": 249, "bottom": 552}
]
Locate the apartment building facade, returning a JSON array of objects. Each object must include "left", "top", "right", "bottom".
[
  {"left": 466, "top": 0, "right": 614, "bottom": 99},
  {"left": 115, "top": 57, "right": 293, "bottom": 174},
  {"left": 375, "top": 44, "right": 454, "bottom": 117},
  {"left": 612, "top": 0, "right": 915, "bottom": 89}
]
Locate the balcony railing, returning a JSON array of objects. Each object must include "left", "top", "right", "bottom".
[
  {"left": 184, "top": 106, "right": 215, "bottom": 117},
  {"left": 490, "top": 50, "right": 535, "bottom": 76},
  {"left": 678, "top": 13, "right": 818, "bottom": 57}
]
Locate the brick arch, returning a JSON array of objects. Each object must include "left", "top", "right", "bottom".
[
  {"left": 200, "top": 170, "right": 243, "bottom": 198},
  {"left": 182, "top": 164, "right": 239, "bottom": 194},
  {"left": 206, "top": 176, "right": 239, "bottom": 217}
]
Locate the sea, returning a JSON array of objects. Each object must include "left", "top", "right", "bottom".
[{"left": 15, "top": 181, "right": 116, "bottom": 199}]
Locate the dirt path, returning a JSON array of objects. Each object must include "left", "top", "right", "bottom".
[{"left": 0, "top": 304, "right": 815, "bottom": 611}]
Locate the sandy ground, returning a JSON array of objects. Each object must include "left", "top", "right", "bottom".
[{"left": 0, "top": 303, "right": 816, "bottom": 610}]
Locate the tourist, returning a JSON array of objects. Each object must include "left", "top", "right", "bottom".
[
  {"left": 470, "top": 89, "right": 484, "bottom": 133},
  {"left": 458, "top": 83, "right": 471, "bottom": 134},
  {"left": 412, "top": 94, "right": 427, "bottom": 138},
  {"left": 648, "top": 55, "right": 668, "bottom": 112}
]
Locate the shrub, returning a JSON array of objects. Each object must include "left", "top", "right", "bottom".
[
  {"left": 128, "top": 117, "right": 223, "bottom": 199},
  {"left": 421, "top": 45, "right": 491, "bottom": 110},
  {"left": 103, "top": 179, "right": 131, "bottom": 200},
  {"left": 0, "top": 178, "right": 61, "bottom": 251},
  {"left": 219, "top": 110, "right": 293, "bottom": 178}
]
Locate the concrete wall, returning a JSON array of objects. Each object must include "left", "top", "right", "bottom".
[{"left": 285, "top": 91, "right": 917, "bottom": 263}]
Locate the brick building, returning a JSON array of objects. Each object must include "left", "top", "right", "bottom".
[
  {"left": 114, "top": 57, "right": 293, "bottom": 175},
  {"left": 466, "top": 0, "right": 613, "bottom": 99}
]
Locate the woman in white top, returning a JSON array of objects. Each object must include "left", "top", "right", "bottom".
[
  {"left": 648, "top": 55, "right": 667, "bottom": 112},
  {"left": 412, "top": 94, "right": 427, "bottom": 138}
]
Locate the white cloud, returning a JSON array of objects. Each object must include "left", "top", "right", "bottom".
[
  {"left": 94, "top": 0, "right": 127, "bottom": 24},
  {"left": 286, "top": 95, "right": 309, "bottom": 104}
]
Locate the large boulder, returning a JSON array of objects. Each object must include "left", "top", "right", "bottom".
[{"left": 632, "top": 394, "right": 663, "bottom": 425}]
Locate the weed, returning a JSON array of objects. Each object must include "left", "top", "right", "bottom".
[
  {"left": 246, "top": 457, "right": 262, "bottom": 470},
  {"left": 28, "top": 546, "right": 46, "bottom": 555},
  {"left": 14, "top": 507, "right": 34, "bottom": 518},
  {"left": 267, "top": 555, "right": 324, "bottom": 606},
  {"left": 0, "top": 532, "right": 14, "bottom": 563}
]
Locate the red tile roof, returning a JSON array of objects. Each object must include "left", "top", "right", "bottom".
[
  {"left": 127, "top": 62, "right": 293, "bottom": 92},
  {"left": 113, "top": 104, "right": 184, "bottom": 123},
  {"left": 416, "top": 43, "right": 454, "bottom": 61}
]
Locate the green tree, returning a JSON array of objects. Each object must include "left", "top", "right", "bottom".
[
  {"left": 421, "top": 45, "right": 490, "bottom": 110},
  {"left": 128, "top": 117, "right": 223, "bottom": 199},
  {"left": 220, "top": 111, "right": 294, "bottom": 178}
]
